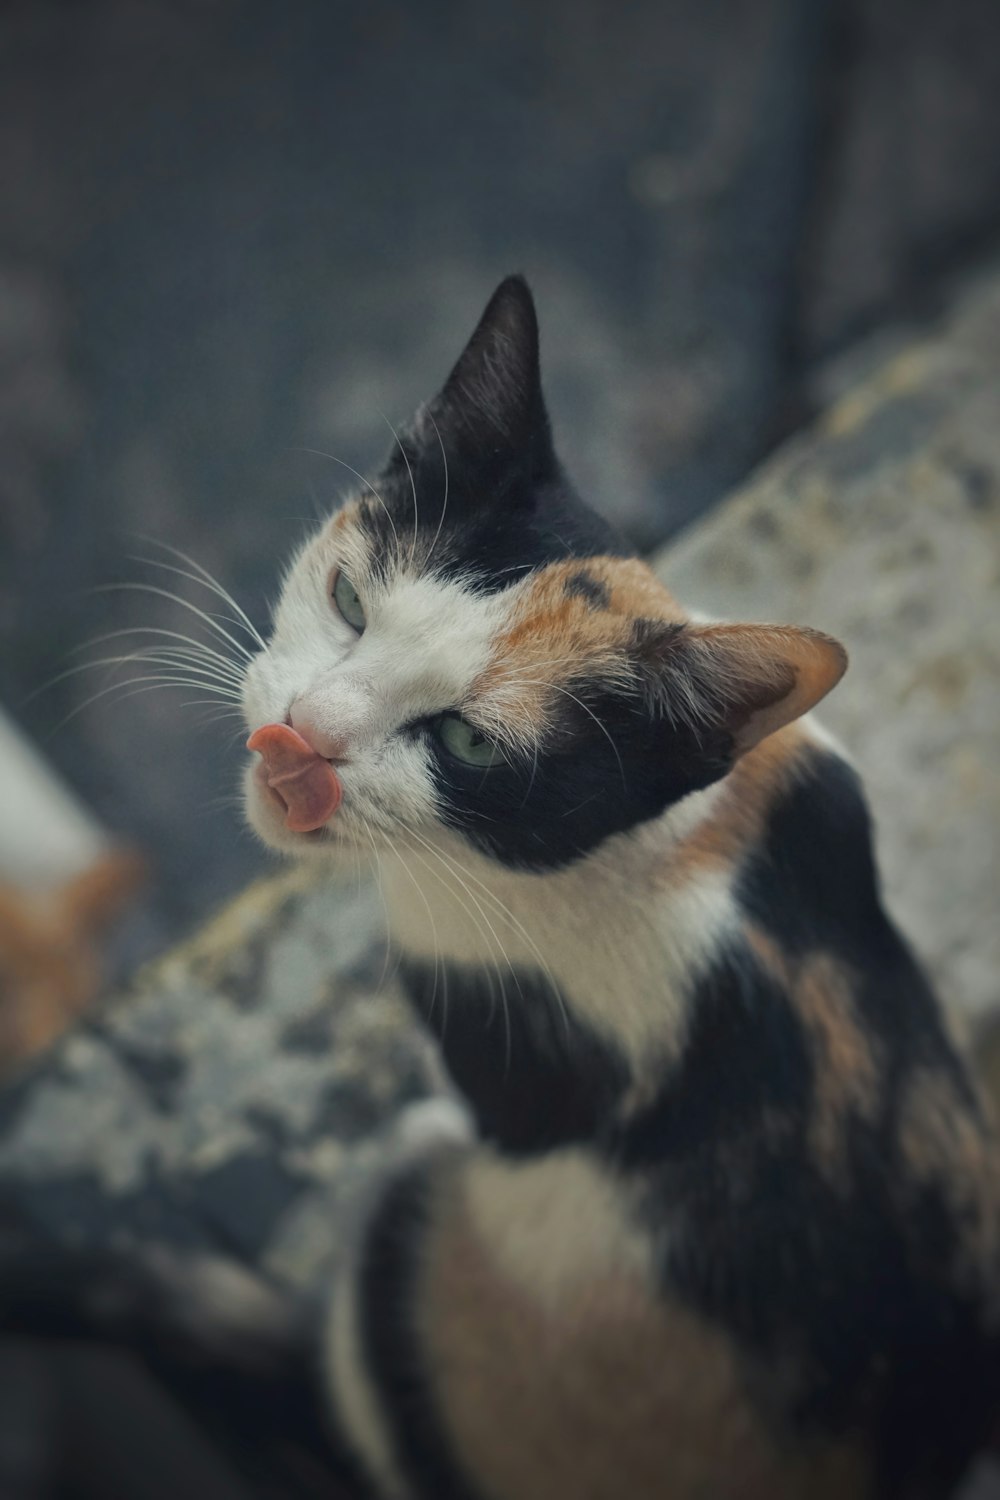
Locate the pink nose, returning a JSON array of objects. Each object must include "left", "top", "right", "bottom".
[{"left": 288, "top": 704, "right": 350, "bottom": 763}]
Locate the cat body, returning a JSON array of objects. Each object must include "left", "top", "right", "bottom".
[
  {"left": 239, "top": 279, "right": 1000, "bottom": 1498},
  {"left": 2, "top": 278, "right": 997, "bottom": 1500}
]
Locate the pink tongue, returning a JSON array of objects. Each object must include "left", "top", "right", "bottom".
[{"left": 246, "top": 723, "right": 342, "bottom": 833}]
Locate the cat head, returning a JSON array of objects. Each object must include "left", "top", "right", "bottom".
[{"left": 242, "top": 276, "right": 846, "bottom": 871}]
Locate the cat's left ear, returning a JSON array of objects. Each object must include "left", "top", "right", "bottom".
[
  {"left": 419, "top": 275, "right": 558, "bottom": 487},
  {"left": 636, "top": 620, "right": 848, "bottom": 759}
]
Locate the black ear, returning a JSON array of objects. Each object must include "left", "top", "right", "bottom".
[{"left": 421, "top": 275, "right": 557, "bottom": 487}]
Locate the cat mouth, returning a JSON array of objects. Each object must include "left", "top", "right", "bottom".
[{"left": 246, "top": 724, "right": 343, "bottom": 833}]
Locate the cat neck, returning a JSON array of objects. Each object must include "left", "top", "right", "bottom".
[
  {"left": 378, "top": 777, "right": 737, "bottom": 1071},
  {"left": 378, "top": 721, "right": 827, "bottom": 1072}
]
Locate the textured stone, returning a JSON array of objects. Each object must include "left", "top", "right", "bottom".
[
  {"left": 0, "top": 867, "right": 442, "bottom": 1283},
  {"left": 654, "top": 266, "right": 1000, "bottom": 1030}
]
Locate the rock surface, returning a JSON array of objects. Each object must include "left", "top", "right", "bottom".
[
  {"left": 654, "top": 265, "right": 1000, "bottom": 1030},
  {"left": 0, "top": 266, "right": 999, "bottom": 1306}
]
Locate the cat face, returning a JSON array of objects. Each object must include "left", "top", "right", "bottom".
[{"left": 243, "top": 277, "right": 846, "bottom": 871}]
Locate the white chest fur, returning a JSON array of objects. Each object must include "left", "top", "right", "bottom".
[{"left": 378, "top": 791, "right": 738, "bottom": 1070}]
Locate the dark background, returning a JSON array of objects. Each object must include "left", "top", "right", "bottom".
[{"left": 2, "top": 0, "right": 1000, "bottom": 960}]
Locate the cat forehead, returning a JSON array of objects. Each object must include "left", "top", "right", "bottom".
[
  {"left": 493, "top": 556, "right": 685, "bottom": 668},
  {"left": 326, "top": 499, "right": 680, "bottom": 613},
  {"left": 471, "top": 557, "right": 687, "bottom": 732}
]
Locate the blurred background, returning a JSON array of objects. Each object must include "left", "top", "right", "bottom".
[{"left": 2, "top": 0, "right": 1000, "bottom": 1019}]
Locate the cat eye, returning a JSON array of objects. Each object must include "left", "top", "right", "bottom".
[
  {"left": 332, "top": 570, "right": 366, "bottom": 632},
  {"left": 435, "top": 714, "right": 503, "bottom": 768}
]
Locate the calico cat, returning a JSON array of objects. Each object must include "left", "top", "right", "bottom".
[
  {"left": 237, "top": 276, "right": 1000, "bottom": 1498},
  {"left": 3, "top": 276, "right": 999, "bottom": 1500}
]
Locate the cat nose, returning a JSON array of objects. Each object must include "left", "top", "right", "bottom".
[{"left": 287, "top": 703, "right": 351, "bottom": 764}]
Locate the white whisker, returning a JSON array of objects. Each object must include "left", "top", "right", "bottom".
[
  {"left": 379, "top": 410, "right": 419, "bottom": 570},
  {"left": 94, "top": 582, "right": 256, "bottom": 664},
  {"left": 425, "top": 409, "right": 450, "bottom": 573},
  {"left": 69, "top": 626, "right": 248, "bottom": 677},
  {"left": 356, "top": 812, "right": 395, "bottom": 994},
  {"left": 408, "top": 831, "right": 571, "bottom": 1045},
  {"left": 49, "top": 678, "right": 239, "bottom": 734},
  {"left": 38, "top": 650, "right": 245, "bottom": 699},
  {"left": 291, "top": 447, "right": 402, "bottom": 570},
  {"left": 127, "top": 542, "right": 266, "bottom": 649}
]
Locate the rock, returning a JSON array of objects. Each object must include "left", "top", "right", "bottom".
[
  {"left": 0, "top": 866, "right": 444, "bottom": 1288},
  {"left": 653, "top": 264, "right": 1000, "bottom": 1032}
]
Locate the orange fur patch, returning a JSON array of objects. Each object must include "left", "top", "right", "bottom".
[
  {"left": 744, "top": 932, "right": 880, "bottom": 1180},
  {"left": 471, "top": 557, "right": 687, "bottom": 745},
  {"left": 795, "top": 951, "right": 879, "bottom": 1177}
]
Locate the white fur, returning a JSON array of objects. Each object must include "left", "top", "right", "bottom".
[
  {"left": 243, "top": 510, "right": 744, "bottom": 1065},
  {"left": 463, "top": 1149, "right": 654, "bottom": 1312},
  {"left": 379, "top": 793, "right": 738, "bottom": 1070},
  {"left": 242, "top": 517, "right": 510, "bottom": 853}
]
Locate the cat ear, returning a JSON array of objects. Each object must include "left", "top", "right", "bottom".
[
  {"left": 420, "top": 275, "right": 557, "bottom": 485},
  {"left": 636, "top": 621, "right": 848, "bottom": 758}
]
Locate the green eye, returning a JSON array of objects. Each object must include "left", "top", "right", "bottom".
[
  {"left": 332, "top": 570, "right": 366, "bottom": 631},
  {"left": 435, "top": 714, "right": 502, "bottom": 768}
]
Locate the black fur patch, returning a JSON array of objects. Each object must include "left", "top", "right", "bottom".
[
  {"left": 738, "top": 747, "right": 890, "bottom": 963},
  {"left": 619, "top": 933, "right": 998, "bottom": 1494},
  {"left": 428, "top": 681, "right": 734, "bottom": 870},
  {"left": 738, "top": 747, "right": 976, "bottom": 1097},
  {"left": 563, "top": 570, "right": 610, "bottom": 609},
  {"left": 354, "top": 281, "right": 632, "bottom": 590},
  {"left": 356, "top": 470, "right": 632, "bottom": 595},
  {"left": 619, "top": 945, "right": 814, "bottom": 1168},
  {"left": 399, "top": 958, "right": 627, "bottom": 1154}
]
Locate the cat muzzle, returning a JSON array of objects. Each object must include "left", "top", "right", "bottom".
[{"left": 246, "top": 723, "right": 343, "bottom": 833}]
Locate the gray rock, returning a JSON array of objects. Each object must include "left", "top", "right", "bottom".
[
  {"left": 653, "top": 264, "right": 1000, "bottom": 1031},
  {"left": 0, "top": 868, "right": 443, "bottom": 1283}
]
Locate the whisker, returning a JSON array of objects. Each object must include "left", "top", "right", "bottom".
[
  {"left": 400, "top": 839, "right": 505, "bottom": 1055},
  {"left": 47, "top": 679, "right": 239, "bottom": 735},
  {"left": 290, "top": 447, "right": 402, "bottom": 570},
  {"left": 356, "top": 813, "right": 400, "bottom": 999},
  {"left": 127, "top": 543, "right": 266, "bottom": 649},
  {"left": 94, "top": 582, "right": 256, "bottom": 664},
  {"left": 378, "top": 410, "right": 419, "bottom": 570},
  {"left": 35, "top": 650, "right": 245, "bottom": 700},
  {"left": 382, "top": 836, "right": 446, "bottom": 1037},
  {"left": 92, "top": 669, "right": 243, "bottom": 701},
  {"left": 409, "top": 832, "right": 571, "bottom": 1045},
  {"left": 402, "top": 830, "right": 532, "bottom": 1070},
  {"left": 68, "top": 626, "right": 248, "bottom": 677},
  {"left": 424, "top": 409, "right": 449, "bottom": 572}
]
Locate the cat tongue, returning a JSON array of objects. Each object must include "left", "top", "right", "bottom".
[{"left": 246, "top": 724, "right": 342, "bottom": 832}]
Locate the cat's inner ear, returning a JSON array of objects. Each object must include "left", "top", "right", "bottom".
[
  {"left": 421, "top": 274, "right": 557, "bottom": 485},
  {"left": 639, "top": 621, "right": 848, "bottom": 758}
]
